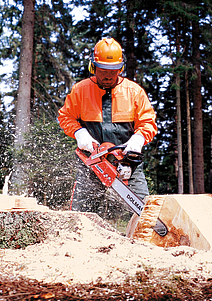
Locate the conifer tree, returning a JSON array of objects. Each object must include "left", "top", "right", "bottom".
[
  {"left": 11, "top": 0, "right": 35, "bottom": 194},
  {"left": 154, "top": 0, "right": 212, "bottom": 193},
  {"left": 0, "top": 1, "right": 79, "bottom": 196}
]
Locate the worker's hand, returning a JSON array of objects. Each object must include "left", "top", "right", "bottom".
[
  {"left": 122, "top": 134, "right": 145, "bottom": 155},
  {"left": 74, "top": 128, "right": 99, "bottom": 153}
]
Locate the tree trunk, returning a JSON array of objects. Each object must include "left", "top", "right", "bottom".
[
  {"left": 210, "top": 116, "right": 212, "bottom": 192},
  {"left": 176, "top": 74, "right": 183, "bottom": 193},
  {"left": 15, "top": 0, "right": 34, "bottom": 146},
  {"left": 192, "top": 20, "right": 205, "bottom": 194},
  {"left": 175, "top": 19, "right": 183, "bottom": 194},
  {"left": 185, "top": 70, "right": 194, "bottom": 194},
  {"left": 12, "top": 0, "right": 35, "bottom": 194},
  {"left": 125, "top": 0, "right": 136, "bottom": 81}
]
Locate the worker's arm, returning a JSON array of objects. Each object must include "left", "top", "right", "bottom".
[
  {"left": 133, "top": 88, "right": 157, "bottom": 145},
  {"left": 58, "top": 86, "right": 82, "bottom": 139}
]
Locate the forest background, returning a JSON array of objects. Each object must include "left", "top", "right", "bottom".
[{"left": 0, "top": 0, "right": 211, "bottom": 210}]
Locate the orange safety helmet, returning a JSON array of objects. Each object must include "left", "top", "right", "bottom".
[{"left": 89, "top": 37, "right": 124, "bottom": 74}]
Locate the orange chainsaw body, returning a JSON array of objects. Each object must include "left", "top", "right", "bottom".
[{"left": 75, "top": 142, "right": 127, "bottom": 187}]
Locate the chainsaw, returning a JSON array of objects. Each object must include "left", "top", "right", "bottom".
[{"left": 76, "top": 142, "right": 167, "bottom": 237}]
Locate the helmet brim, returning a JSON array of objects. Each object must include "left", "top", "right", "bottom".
[{"left": 94, "top": 61, "right": 124, "bottom": 70}]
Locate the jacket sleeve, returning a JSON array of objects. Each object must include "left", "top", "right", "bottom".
[
  {"left": 58, "top": 85, "right": 82, "bottom": 139},
  {"left": 134, "top": 88, "right": 157, "bottom": 145}
]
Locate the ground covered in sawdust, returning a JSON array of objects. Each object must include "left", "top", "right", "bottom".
[{"left": 1, "top": 211, "right": 212, "bottom": 300}]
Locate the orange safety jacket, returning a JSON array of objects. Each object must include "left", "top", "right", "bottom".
[{"left": 58, "top": 76, "right": 157, "bottom": 145}]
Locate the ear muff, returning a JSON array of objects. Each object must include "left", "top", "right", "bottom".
[
  {"left": 119, "top": 64, "right": 124, "bottom": 74},
  {"left": 88, "top": 60, "right": 96, "bottom": 74},
  {"left": 119, "top": 52, "right": 126, "bottom": 74},
  {"left": 88, "top": 52, "right": 96, "bottom": 74}
]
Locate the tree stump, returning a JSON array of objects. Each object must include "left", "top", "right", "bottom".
[{"left": 0, "top": 195, "right": 50, "bottom": 249}]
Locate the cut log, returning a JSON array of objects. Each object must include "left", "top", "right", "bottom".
[{"left": 126, "top": 194, "right": 212, "bottom": 251}]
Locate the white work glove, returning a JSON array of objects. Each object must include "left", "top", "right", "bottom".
[
  {"left": 74, "top": 128, "right": 99, "bottom": 153},
  {"left": 123, "top": 134, "right": 145, "bottom": 155}
]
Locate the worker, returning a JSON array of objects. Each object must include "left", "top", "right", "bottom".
[{"left": 58, "top": 37, "right": 157, "bottom": 220}]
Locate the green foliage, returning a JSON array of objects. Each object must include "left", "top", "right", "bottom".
[
  {"left": 0, "top": 104, "right": 13, "bottom": 191},
  {"left": 31, "top": 1, "right": 77, "bottom": 120},
  {"left": 11, "top": 119, "right": 77, "bottom": 209}
]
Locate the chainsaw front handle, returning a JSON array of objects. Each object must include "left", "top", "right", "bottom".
[{"left": 106, "top": 145, "right": 144, "bottom": 166}]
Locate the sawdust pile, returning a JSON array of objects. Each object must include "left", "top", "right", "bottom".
[{"left": 1, "top": 211, "right": 212, "bottom": 300}]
